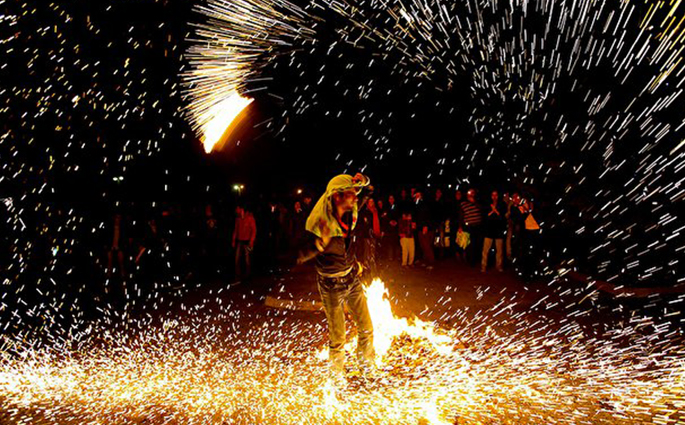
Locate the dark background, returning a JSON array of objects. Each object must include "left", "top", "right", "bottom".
[{"left": 1, "top": 0, "right": 682, "bottom": 333}]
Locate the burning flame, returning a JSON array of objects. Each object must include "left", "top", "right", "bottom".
[
  {"left": 318, "top": 278, "right": 455, "bottom": 366},
  {"left": 365, "top": 278, "right": 454, "bottom": 362},
  {"left": 198, "top": 92, "right": 253, "bottom": 153},
  {"left": 1, "top": 278, "right": 684, "bottom": 424}
]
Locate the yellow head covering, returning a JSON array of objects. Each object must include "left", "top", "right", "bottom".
[{"left": 305, "top": 174, "right": 370, "bottom": 238}]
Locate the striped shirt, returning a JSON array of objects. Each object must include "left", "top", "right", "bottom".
[{"left": 460, "top": 201, "right": 482, "bottom": 226}]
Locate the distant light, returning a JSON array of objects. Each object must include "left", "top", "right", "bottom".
[
  {"left": 297, "top": 189, "right": 303, "bottom": 195},
  {"left": 113, "top": 176, "right": 124, "bottom": 182},
  {"left": 233, "top": 184, "right": 240, "bottom": 191}
]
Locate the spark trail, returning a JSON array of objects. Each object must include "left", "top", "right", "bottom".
[{"left": 1, "top": 279, "right": 684, "bottom": 424}]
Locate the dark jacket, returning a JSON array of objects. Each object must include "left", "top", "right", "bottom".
[
  {"left": 483, "top": 201, "right": 507, "bottom": 239},
  {"left": 290, "top": 209, "right": 307, "bottom": 245},
  {"left": 357, "top": 209, "right": 379, "bottom": 240},
  {"left": 381, "top": 203, "right": 400, "bottom": 237},
  {"left": 414, "top": 199, "right": 433, "bottom": 231},
  {"left": 431, "top": 198, "right": 448, "bottom": 224}
]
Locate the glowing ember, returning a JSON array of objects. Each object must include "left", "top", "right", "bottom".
[
  {"left": 1, "top": 279, "right": 684, "bottom": 424},
  {"left": 3, "top": 0, "right": 685, "bottom": 422}
]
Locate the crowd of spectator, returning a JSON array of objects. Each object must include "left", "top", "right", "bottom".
[
  {"left": 101, "top": 184, "right": 543, "bottom": 295},
  {"left": 353, "top": 187, "right": 542, "bottom": 278}
]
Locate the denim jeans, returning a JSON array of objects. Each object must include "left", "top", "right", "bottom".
[
  {"left": 464, "top": 224, "right": 482, "bottom": 266},
  {"left": 317, "top": 272, "right": 375, "bottom": 375},
  {"left": 361, "top": 238, "right": 378, "bottom": 276},
  {"left": 482, "top": 237, "right": 504, "bottom": 271},
  {"left": 234, "top": 240, "right": 251, "bottom": 279},
  {"left": 418, "top": 230, "right": 435, "bottom": 264},
  {"left": 383, "top": 235, "right": 399, "bottom": 262}
]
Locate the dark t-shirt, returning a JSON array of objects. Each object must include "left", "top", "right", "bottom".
[
  {"left": 381, "top": 204, "right": 399, "bottom": 237},
  {"left": 483, "top": 202, "right": 507, "bottom": 238},
  {"left": 414, "top": 200, "right": 432, "bottom": 230},
  {"left": 398, "top": 197, "right": 414, "bottom": 215},
  {"left": 357, "top": 209, "right": 375, "bottom": 240}
]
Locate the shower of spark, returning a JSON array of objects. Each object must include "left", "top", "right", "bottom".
[
  {"left": 1, "top": 279, "right": 684, "bottom": 424},
  {"left": 183, "top": 0, "right": 684, "bottom": 287},
  {"left": 1, "top": 0, "right": 684, "bottom": 423},
  {"left": 182, "top": 0, "right": 315, "bottom": 151}
]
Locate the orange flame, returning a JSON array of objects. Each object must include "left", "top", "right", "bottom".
[{"left": 199, "top": 93, "right": 253, "bottom": 153}]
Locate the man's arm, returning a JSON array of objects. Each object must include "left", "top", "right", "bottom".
[
  {"left": 296, "top": 220, "right": 331, "bottom": 265},
  {"left": 352, "top": 173, "right": 372, "bottom": 212},
  {"left": 297, "top": 237, "right": 320, "bottom": 265},
  {"left": 296, "top": 233, "right": 326, "bottom": 265}
]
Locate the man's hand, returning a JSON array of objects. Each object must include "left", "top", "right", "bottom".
[
  {"left": 351, "top": 173, "right": 364, "bottom": 184},
  {"left": 319, "top": 219, "right": 332, "bottom": 248}
]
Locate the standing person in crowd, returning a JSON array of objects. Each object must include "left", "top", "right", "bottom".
[
  {"left": 358, "top": 198, "right": 382, "bottom": 276},
  {"left": 265, "top": 201, "right": 281, "bottom": 269},
  {"left": 504, "top": 193, "right": 515, "bottom": 263},
  {"left": 398, "top": 210, "right": 416, "bottom": 267},
  {"left": 376, "top": 199, "right": 385, "bottom": 266},
  {"left": 200, "top": 204, "right": 221, "bottom": 279},
  {"left": 518, "top": 195, "right": 541, "bottom": 279},
  {"left": 106, "top": 213, "right": 127, "bottom": 279},
  {"left": 381, "top": 194, "right": 400, "bottom": 262},
  {"left": 398, "top": 188, "right": 411, "bottom": 215},
  {"left": 482, "top": 190, "right": 506, "bottom": 273},
  {"left": 452, "top": 190, "right": 465, "bottom": 262},
  {"left": 459, "top": 189, "right": 483, "bottom": 267},
  {"left": 376, "top": 199, "right": 384, "bottom": 213},
  {"left": 135, "top": 218, "right": 164, "bottom": 286},
  {"left": 290, "top": 200, "right": 307, "bottom": 249},
  {"left": 509, "top": 192, "right": 525, "bottom": 262},
  {"left": 296, "top": 173, "right": 375, "bottom": 386},
  {"left": 302, "top": 194, "right": 314, "bottom": 215},
  {"left": 276, "top": 203, "right": 289, "bottom": 255},
  {"left": 414, "top": 190, "right": 435, "bottom": 269},
  {"left": 432, "top": 189, "right": 449, "bottom": 260},
  {"left": 232, "top": 205, "right": 257, "bottom": 282}
]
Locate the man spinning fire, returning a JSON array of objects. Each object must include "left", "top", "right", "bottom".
[{"left": 297, "top": 173, "right": 376, "bottom": 386}]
